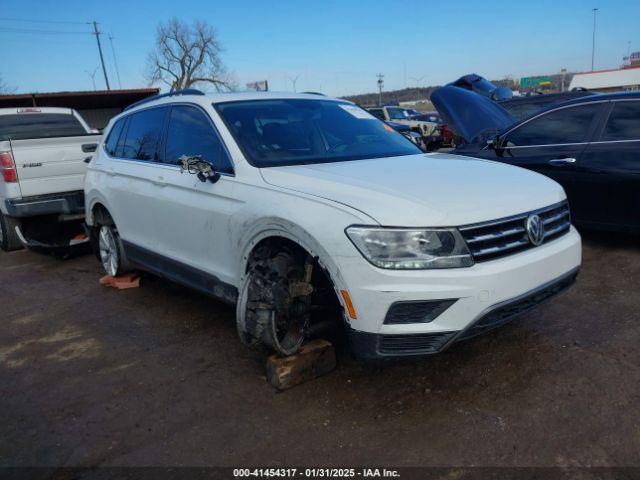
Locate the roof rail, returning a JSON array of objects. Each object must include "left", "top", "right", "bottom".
[
  {"left": 124, "top": 88, "right": 205, "bottom": 111},
  {"left": 301, "top": 91, "right": 326, "bottom": 96}
]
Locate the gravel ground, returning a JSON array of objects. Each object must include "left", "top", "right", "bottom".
[{"left": 1, "top": 230, "right": 639, "bottom": 468}]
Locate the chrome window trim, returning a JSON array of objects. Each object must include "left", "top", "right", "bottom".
[
  {"left": 101, "top": 101, "right": 236, "bottom": 177},
  {"left": 500, "top": 99, "right": 610, "bottom": 143},
  {"left": 589, "top": 139, "right": 640, "bottom": 145},
  {"left": 501, "top": 142, "right": 589, "bottom": 149}
]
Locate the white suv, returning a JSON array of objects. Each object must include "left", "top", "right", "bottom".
[{"left": 85, "top": 90, "right": 581, "bottom": 359}]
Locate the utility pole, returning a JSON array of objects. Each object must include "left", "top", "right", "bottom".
[
  {"left": 91, "top": 21, "right": 110, "bottom": 90},
  {"left": 591, "top": 8, "right": 598, "bottom": 72},
  {"left": 377, "top": 73, "right": 384, "bottom": 106},
  {"left": 560, "top": 68, "right": 567, "bottom": 92},
  {"left": 108, "top": 33, "right": 122, "bottom": 89}
]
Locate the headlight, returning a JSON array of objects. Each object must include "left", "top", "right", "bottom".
[{"left": 346, "top": 226, "right": 474, "bottom": 270}]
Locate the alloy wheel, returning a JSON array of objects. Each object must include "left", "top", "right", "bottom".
[{"left": 98, "top": 226, "right": 119, "bottom": 277}]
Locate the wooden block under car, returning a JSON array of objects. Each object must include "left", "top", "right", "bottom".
[
  {"left": 266, "top": 339, "right": 337, "bottom": 390},
  {"left": 99, "top": 273, "right": 141, "bottom": 290}
]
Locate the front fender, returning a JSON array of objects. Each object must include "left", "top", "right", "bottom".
[{"left": 236, "top": 218, "right": 350, "bottom": 295}]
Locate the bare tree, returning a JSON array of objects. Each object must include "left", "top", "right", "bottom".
[
  {"left": 0, "top": 74, "right": 16, "bottom": 95},
  {"left": 146, "top": 18, "right": 236, "bottom": 92}
]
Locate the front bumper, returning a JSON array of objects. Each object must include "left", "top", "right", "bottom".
[
  {"left": 338, "top": 226, "right": 581, "bottom": 359},
  {"left": 348, "top": 267, "right": 578, "bottom": 359}
]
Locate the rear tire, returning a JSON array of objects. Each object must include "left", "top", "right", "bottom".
[
  {"left": 97, "top": 224, "right": 129, "bottom": 276},
  {"left": 0, "top": 214, "right": 24, "bottom": 252}
]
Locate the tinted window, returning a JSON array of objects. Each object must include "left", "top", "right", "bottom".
[
  {"left": 104, "top": 118, "right": 125, "bottom": 156},
  {"left": 368, "top": 109, "right": 385, "bottom": 120},
  {"left": 164, "top": 105, "right": 233, "bottom": 173},
  {"left": 603, "top": 101, "right": 640, "bottom": 141},
  {"left": 0, "top": 113, "right": 86, "bottom": 141},
  {"left": 506, "top": 103, "right": 601, "bottom": 146},
  {"left": 216, "top": 99, "right": 421, "bottom": 167},
  {"left": 119, "top": 107, "right": 167, "bottom": 161}
]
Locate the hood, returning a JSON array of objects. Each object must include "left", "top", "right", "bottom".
[
  {"left": 260, "top": 154, "right": 565, "bottom": 227},
  {"left": 431, "top": 86, "right": 515, "bottom": 143}
]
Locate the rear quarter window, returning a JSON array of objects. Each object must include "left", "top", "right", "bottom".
[{"left": 0, "top": 113, "right": 87, "bottom": 141}]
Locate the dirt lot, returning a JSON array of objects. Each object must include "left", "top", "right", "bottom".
[{"left": 1, "top": 231, "right": 639, "bottom": 468}]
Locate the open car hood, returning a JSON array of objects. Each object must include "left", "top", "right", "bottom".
[{"left": 431, "top": 86, "right": 515, "bottom": 144}]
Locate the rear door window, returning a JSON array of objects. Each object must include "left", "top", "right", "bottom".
[
  {"left": 505, "top": 103, "right": 602, "bottom": 146},
  {"left": 602, "top": 101, "right": 640, "bottom": 141},
  {"left": 164, "top": 105, "right": 233, "bottom": 173},
  {"left": 0, "top": 113, "right": 86, "bottom": 141},
  {"left": 119, "top": 107, "right": 167, "bottom": 161}
]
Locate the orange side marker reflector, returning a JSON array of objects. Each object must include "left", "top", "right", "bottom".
[
  {"left": 340, "top": 290, "right": 357, "bottom": 320},
  {"left": 383, "top": 123, "right": 394, "bottom": 132}
]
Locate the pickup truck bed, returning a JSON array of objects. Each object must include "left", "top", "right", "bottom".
[{"left": 0, "top": 107, "right": 101, "bottom": 251}]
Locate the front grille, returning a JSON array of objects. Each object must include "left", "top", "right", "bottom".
[
  {"left": 459, "top": 201, "right": 571, "bottom": 262},
  {"left": 456, "top": 269, "right": 578, "bottom": 342},
  {"left": 379, "top": 332, "right": 456, "bottom": 355}
]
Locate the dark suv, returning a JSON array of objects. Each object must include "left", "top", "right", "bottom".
[{"left": 432, "top": 86, "right": 640, "bottom": 233}]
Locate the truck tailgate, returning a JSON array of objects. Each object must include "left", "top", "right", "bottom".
[{"left": 10, "top": 135, "right": 101, "bottom": 197}]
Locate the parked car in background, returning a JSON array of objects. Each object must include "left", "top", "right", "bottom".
[
  {"left": 410, "top": 111, "right": 457, "bottom": 147},
  {"left": 432, "top": 86, "right": 640, "bottom": 233},
  {"left": 499, "top": 90, "right": 595, "bottom": 120},
  {"left": 86, "top": 90, "right": 580, "bottom": 360},
  {"left": 384, "top": 120, "right": 426, "bottom": 150},
  {"left": 0, "top": 107, "right": 100, "bottom": 251},
  {"left": 449, "top": 73, "right": 513, "bottom": 101},
  {"left": 367, "top": 106, "right": 442, "bottom": 149}
]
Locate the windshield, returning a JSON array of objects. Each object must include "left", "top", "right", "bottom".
[
  {"left": 216, "top": 99, "right": 421, "bottom": 167},
  {"left": 386, "top": 107, "right": 409, "bottom": 120},
  {"left": 0, "top": 113, "right": 87, "bottom": 141}
]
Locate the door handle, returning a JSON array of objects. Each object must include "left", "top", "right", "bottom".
[{"left": 548, "top": 158, "right": 577, "bottom": 166}]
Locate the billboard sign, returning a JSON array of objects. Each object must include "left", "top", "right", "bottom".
[{"left": 520, "top": 76, "right": 552, "bottom": 88}]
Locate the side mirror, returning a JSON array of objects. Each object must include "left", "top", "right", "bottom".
[{"left": 179, "top": 155, "right": 221, "bottom": 184}]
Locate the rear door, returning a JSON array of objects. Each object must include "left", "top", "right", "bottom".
[
  {"left": 102, "top": 106, "right": 169, "bottom": 251},
  {"left": 496, "top": 102, "right": 606, "bottom": 220},
  {"left": 575, "top": 100, "right": 640, "bottom": 230}
]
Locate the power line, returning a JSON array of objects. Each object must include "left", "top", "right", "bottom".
[
  {"left": 0, "top": 17, "right": 87, "bottom": 25},
  {"left": 108, "top": 33, "right": 122, "bottom": 89},
  {"left": 0, "top": 27, "right": 91, "bottom": 35}
]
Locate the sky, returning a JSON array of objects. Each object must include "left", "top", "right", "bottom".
[{"left": 0, "top": 0, "right": 638, "bottom": 97}]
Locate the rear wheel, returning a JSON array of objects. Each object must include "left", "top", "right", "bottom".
[
  {"left": 97, "top": 225, "right": 129, "bottom": 277},
  {"left": 236, "top": 245, "right": 313, "bottom": 356},
  {"left": 0, "top": 214, "right": 24, "bottom": 252}
]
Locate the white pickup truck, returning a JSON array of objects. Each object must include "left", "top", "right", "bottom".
[{"left": 0, "top": 107, "right": 101, "bottom": 251}]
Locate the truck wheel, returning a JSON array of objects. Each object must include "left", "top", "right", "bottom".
[
  {"left": 236, "top": 245, "right": 312, "bottom": 356},
  {"left": 97, "top": 225, "right": 129, "bottom": 277},
  {"left": 0, "top": 214, "right": 24, "bottom": 252}
]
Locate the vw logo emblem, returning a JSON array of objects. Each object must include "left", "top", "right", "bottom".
[{"left": 526, "top": 214, "right": 545, "bottom": 246}]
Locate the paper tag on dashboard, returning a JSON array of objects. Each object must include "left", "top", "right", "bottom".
[{"left": 339, "top": 104, "right": 377, "bottom": 120}]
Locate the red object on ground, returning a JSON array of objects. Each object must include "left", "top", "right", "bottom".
[{"left": 99, "top": 273, "right": 140, "bottom": 290}]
